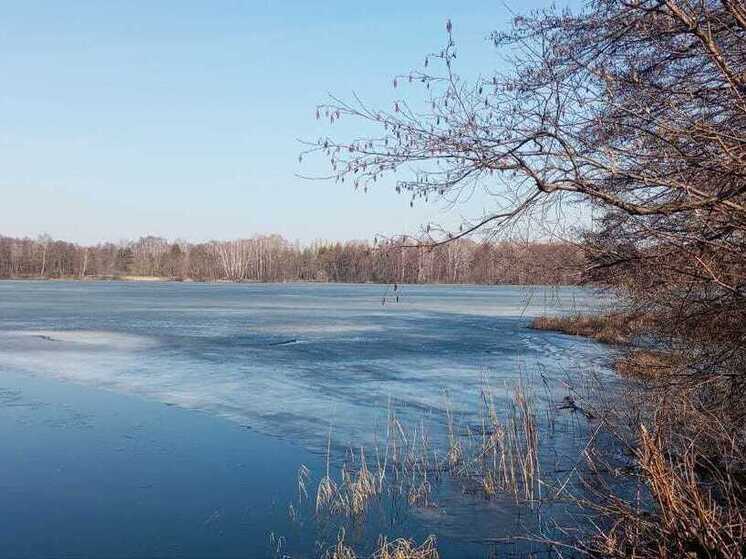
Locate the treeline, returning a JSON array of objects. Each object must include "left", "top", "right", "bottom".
[{"left": 0, "top": 234, "right": 583, "bottom": 285}]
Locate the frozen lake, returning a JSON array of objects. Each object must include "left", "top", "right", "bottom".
[{"left": 0, "top": 281, "right": 614, "bottom": 557}]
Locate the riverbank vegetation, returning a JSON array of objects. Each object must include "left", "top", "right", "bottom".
[
  {"left": 530, "top": 313, "right": 644, "bottom": 345},
  {"left": 306, "top": 0, "right": 746, "bottom": 555},
  {"left": 0, "top": 234, "right": 582, "bottom": 285},
  {"left": 279, "top": 373, "right": 599, "bottom": 558},
  {"left": 532, "top": 313, "right": 684, "bottom": 378}
]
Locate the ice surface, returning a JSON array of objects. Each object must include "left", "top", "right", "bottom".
[{"left": 0, "top": 281, "right": 611, "bottom": 451}]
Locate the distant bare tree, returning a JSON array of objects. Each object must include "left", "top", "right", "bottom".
[
  {"left": 37, "top": 234, "right": 52, "bottom": 278},
  {"left": 212, "top": 240, "right": 252, "bottom": 282},
  {"left": 0, "top": 233, "right": 582, "bottom": 285}
]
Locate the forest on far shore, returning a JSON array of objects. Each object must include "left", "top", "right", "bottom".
[{"left": 0, "top": 234, "right": 583, "bottom": 285}]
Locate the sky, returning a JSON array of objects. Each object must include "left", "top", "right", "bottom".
[{"left": 0, "top": 0, "right": 562, "bottom": 245}]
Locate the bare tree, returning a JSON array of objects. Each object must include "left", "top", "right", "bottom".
[
  {"left": 303, "top": 2, "right": 745, "bottom": 554},
  {"left": 305, "top": 0, "right": 745, "bottom": 377},
  {"left": 0, "top": 233, "right": 582, "bottom": 285},
  {"left": 211, "top": 240, "right": 253, "bottom": 282},
  {"left": 37, "top": 233, "right": 52, "bottom": 278}
]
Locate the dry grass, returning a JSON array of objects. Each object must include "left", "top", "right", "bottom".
[
  {"left": 550, "top": 365, "right": 746, "bottom": 559},
  {"left": 310, "top": 398, "right": 452, "bottom": 521},
  {"left": 637, "top": 426, "right": 745, "bottom": 557},
  {"left": 531, "top": 312, "right": 644, "bottom": 345},
  {"left": 298, "top": 365, "right": 742, "bottom": 558},
  {"left": 468, "top": 381, "right": 541, "bottom": 502},
  {"left": 614, "top": 349, "right": 682, "bottom": 379},
  {"left": 324, "top": 530, "right": 439, "bottom": 559},
  {"left": 324, "top": 531, "right": 357, "bottom": 559},
  {"left": 313, "top": 433, "right": 428, "bottom": 518},
  {"left": 577, "top": 422, "right": 746, "bottom": 559},
  {"left": 337, "top": 450, "right": 380, "bottom": 516},
  {"left": 295, "top": 341, "right": 745, "bottom": 559},
  {"left": 308, "top": 378, "right": 545, "bottom": 533},
  {"left": 372, "top": 536, "right": 439, "bottom": 559}
]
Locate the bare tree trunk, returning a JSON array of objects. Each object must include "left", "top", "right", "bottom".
[
  {"left": 40, "top": 245, "right": 47, "bottom": 278},
  {"left": 80, "top": 248, "right": 89, "bottom": 279}
]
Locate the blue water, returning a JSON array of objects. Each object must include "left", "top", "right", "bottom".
[{"left": 0, "top": 281, "right": 613, "bottom": 557}]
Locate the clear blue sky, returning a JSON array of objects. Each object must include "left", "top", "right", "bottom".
[{"left": 1, "top": 0, "right": 560, "bottom": 245}]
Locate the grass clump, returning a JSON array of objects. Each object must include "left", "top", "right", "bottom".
[
  {"left": 578, "top": 421, "right": 746, "bottom": 559},
  {"left": 324, "top": 531, "right": 439, "bottom": 559},
  {"left": 532, "top": 313, "right": 687, "bottom": 381},
  {"left": 372, "top": 536, "right": 439, "bottom": 559},
  {"left": 614, "top": 349, "right": 682, "bottom": 379},
  {"left": 530, "top": 312, "right": 643, "bottom": 345}
]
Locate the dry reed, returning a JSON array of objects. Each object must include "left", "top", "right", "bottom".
[
  {"left": 324, "top": 530, "right": 439, "bottom": 559},
  {"left": 530, "top": 313, "right": 645, "bottom": 345}
]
